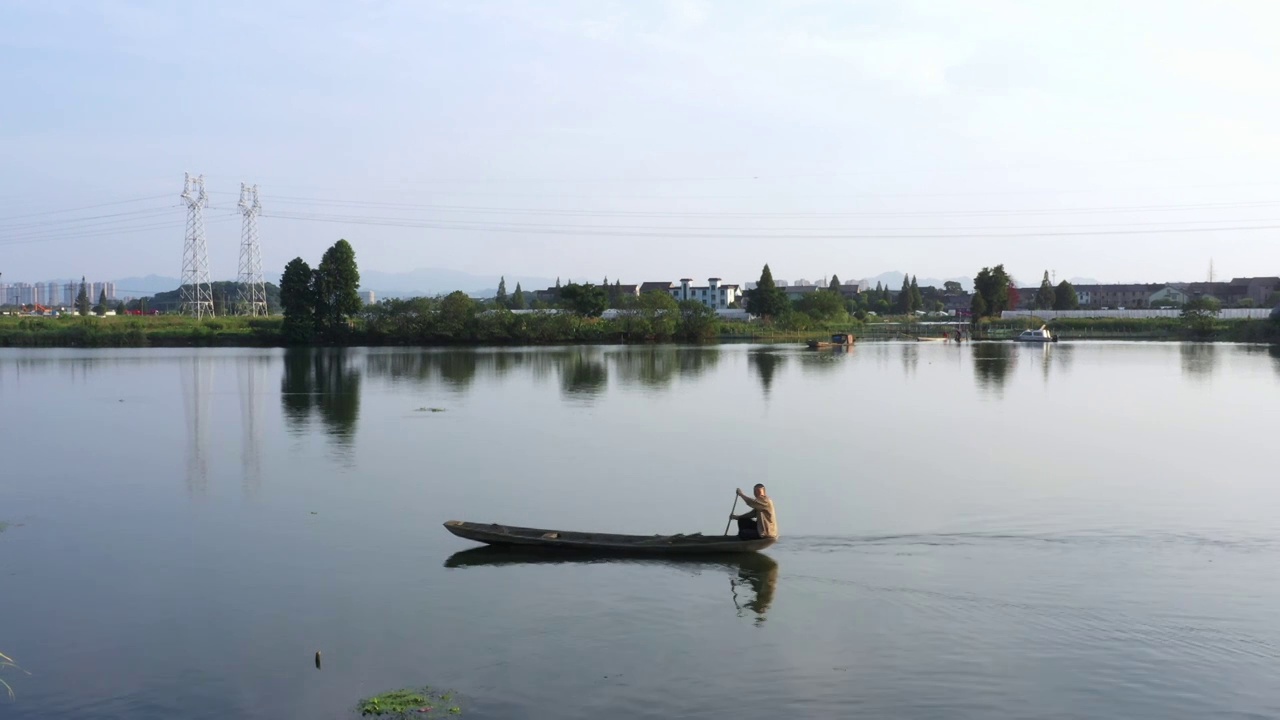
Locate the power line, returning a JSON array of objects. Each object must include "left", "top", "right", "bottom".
[{"left": 0, "top": 194, "right": 172, "bottom": 223}]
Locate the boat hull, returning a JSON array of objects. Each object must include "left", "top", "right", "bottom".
[{"left": 444, "top": 520, "right": 776, "bottom": 555}]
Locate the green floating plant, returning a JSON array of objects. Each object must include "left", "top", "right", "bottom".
[{"left": 358, "top": 687, "right": 461, "bottom": 717}]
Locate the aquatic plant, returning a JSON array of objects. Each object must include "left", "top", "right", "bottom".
[
  {"left": 0, "top": 651, "right": 28, "bottom": 701},
  {"left": 358, "top": 687, "right": 460, "bottom": 717}
]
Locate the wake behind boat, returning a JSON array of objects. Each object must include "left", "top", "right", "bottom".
[{"left": 443, "top": 520, "right": 776, "bottom": 554}]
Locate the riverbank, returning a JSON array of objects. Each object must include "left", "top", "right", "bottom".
[{"left": 1, "top": 314, "right": 1276, "bottom": 348}]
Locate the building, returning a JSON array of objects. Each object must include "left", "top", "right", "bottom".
[
  {"left": 639, "top": 281, "right": 675, "bottom": 295},
  {"left": 103, "top": 282, "right": 117, "bottom": 301},
  {"left": 360, "top": 290, "right": 376, "bottom": 305},
  {"left": 1149, "top": 286, "right": 1190, "bottom": 306},
  {"left": 666, "top": 278, "right": 743, "bottom": 309},
  {"left": 782, "top": 285, "right": 821, "bottom": 301}
]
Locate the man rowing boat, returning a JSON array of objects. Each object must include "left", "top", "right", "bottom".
[{"left": 730, "top": 484, "right": 778, "bottom": 540}]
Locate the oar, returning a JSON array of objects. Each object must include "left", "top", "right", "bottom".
[{"left": 723, "top": 494, "right": 739, "bottom": 536}]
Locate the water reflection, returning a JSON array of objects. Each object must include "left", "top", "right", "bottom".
[
  {"left": 797, "top": 346, "right": 850, "bottom": 375},
  {"left": 609, "top": 346, "right": 721, "bottom": 389},
  {"left": 748, "top": 349, "right": 787, "bottom": 397},
  {"left": 1180, "top": 342, "right": 1217, "bottom": 380},
  {"left": 179, "top": 356, "right": 213, "bottom": 495},
  {"left": 972, "top": 342, "right": 1015, "bottom": 395},
  {"left": 280, "top": 349, "right": 361, "bottom": 450},
  {"left": 237, "top": 356, "right": 270, "bottom": 497},
  {"left": 559, "top": 350, "right": 608, "bottom": 399},
  {"left": 444, "top": 547, "right": 778, "bottom": 625}
]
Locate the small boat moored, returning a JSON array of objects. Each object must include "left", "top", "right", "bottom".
[
  {"left": 443, "top": 520, "right": 776, "bottom": 555},
  {"left": 806, "top": 332, "right": 855, "bottom": 349},
  {"left": 1015, "top": 325, "right": 1058, "bottom": 343}
]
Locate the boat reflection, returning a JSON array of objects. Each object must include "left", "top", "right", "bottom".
[{"left": 444, "top": 546, "right": 778, "bottom": 625}]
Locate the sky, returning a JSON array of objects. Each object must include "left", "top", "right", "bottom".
[{"left": 3, "top": 0, "right": 1280, "bottom": 290}]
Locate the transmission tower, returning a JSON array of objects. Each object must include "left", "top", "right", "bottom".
[
  {"left": 180, "top": 173, "right": 215, "bottom": 318},
  {"left": 236, "top": 183, "right": 267, "bottom": 316}
]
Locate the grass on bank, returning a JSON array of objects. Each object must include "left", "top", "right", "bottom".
[{"left": 1, "top": 311, "right": 1277, "bottom": 347}]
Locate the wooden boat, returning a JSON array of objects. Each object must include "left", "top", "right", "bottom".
[
  {"left": 806, "top": 332, "right": 855, "bottom": 349},
  {"left": 443, "top": 520, "right": 776, "bottom": 555},
  {"left": 913, "top": 335, "right": 946, "bottom": 342}
]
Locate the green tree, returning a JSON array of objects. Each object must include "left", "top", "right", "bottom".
[
  {"left": 511, "top": 282, "right": 526, "bottom": 310},
  {"left": 94, "top": 289, "right": 107, "bottom": 316},
  {"left": 76, "top": 277, "right": 90, "bottom": 316},
  {"left": 1053, "top": 280, "right": 1079, "bottom": 310},
  {"left": 115, "top": 301, "right": 126, "bottom": 314},
  {"left": 944, "top": 280, "right": 963, "bottom": 294},
  {"left": 829, "top": 274, "right": 841, "bottom": 292},
  {"left": 312, "top": 239, "right": 361, "bottom": 337},
  {"left": 910, "top": 275, "right": 923, "bottom": 312},
  {"left": 795, "top": 289, "right": 848, "bottom": 321},
  {"left": 496, "top": 276, "right": 508, "bottom": 307},
  {"left": 676, "top": 300, "right": 719, "bottom": 341},
  {"left": 437, "top": 291, "right": 477, "bottom": 338},
  {"left": 745, "top": 264, "right": 788, "bottom": 319},
  {"left": 1181, "top": 296, "right": 1221, "bottom": 336},
  {"left": 280, "top": 257, "right": 316, "bottom": 344},
  {"left": 559, "top": 282, "right": 608, "bottom": 317},
  {"left": 970, "top": 292, "right": 988, "bottom": 321},
  {"left": 895, "top": 275, "right": 913, "bottom": 314},
  {"left": 973, "top": 265, "right": 1011, "bottom": 318},
  {"left": 1035, "top": 271, "right": 1056, "bottom": 310}
]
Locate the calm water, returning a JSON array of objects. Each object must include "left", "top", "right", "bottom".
[{"left": 2, "top": 342, "right": 1280, "bottom": 719}]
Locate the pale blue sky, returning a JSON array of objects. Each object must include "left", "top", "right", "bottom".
[{"left": 3, "top": 0, "right": 1280, "bottom": 288}]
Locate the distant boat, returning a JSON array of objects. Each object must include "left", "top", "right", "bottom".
[
  {"left": 806, "top": 332, "right": 855, "bottom": 349},
  {"left": 1015, "top": 325, "right": 1058, "bottom": 343},
  {"left": 443, "top": 520, "right": 776, "bottom": 555}
]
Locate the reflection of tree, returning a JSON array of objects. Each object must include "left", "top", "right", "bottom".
[
  {"left": 281, "top": 348, "right": 316, "bottom": 433},
  {"left": 313, "top": 349, "right": 361, "bottom": 445},
  {"left": 280, "top": 349, "right": 361, "bottom": 450},
  {"left": 972, "top": 342, "right": 1015, "bottom": 393},
  {"left": 1271, "top": 346, "right": 1280, "bottom": 375},
  {"left": 611, "top": 347, "right": 721, "bottom": 389},
  {"left": 749, "top": 349, "right": 786, "bottom": 397},
  {"left": 435, "top": 351, "right": 479, "bottom": 390},
  {"left": 900, "top": 344, "right": 918, "bottom": 377},
  {"left": 1180, "top": 342, "right": 1217, "bottom": 379},
  {"left": 559, "top": 351, "right": 607, "bottom": 398}
]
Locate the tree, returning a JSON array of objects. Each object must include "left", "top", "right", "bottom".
[
  {"left": 944, "top": 280, "right": 963, "bottom": 294},
  {"left": 1181, "top": 296, "right": 1221, "bottom": 336},
  {"left": 970, "top": 292, "right": 988, "bottom": 321},
  {"left": 745, "top": 264, "right": 788, "bottom": 319},
  {"left": 910, "top": 275, "right": 923, "bottom": 312},
  {"left": 829, "top": 274, "right": 841, "bottom": 292},
  {"left": 559, "top": 282, "right": 608, "bottom": 317},
  {"left": 795, "top": 289, "right": 848, "bottom": 321},
  {"left": 555, "top": 277, "right": 561, "bottom": 288},
  {"left": 1033, "top": 271, "right": 1056, "bottom": 310},
  {"left": 94, "top": 289, "right": 108, "bottom": 316},
  {"left": 76, "top": 277, "right": 90, "bottom": 316},
  {"left": 972, "top": 265, "right": 1010, "bottom": 318},
  {"left": 312, "top": 239, "right": 361, "bottom": 337},
  {"left": 511, "top": 282, "right": 526, "bottom": 310},
  {"left": 1053, "top": 280, "right": 1079, "bottom": 310},
  {"left": 115, "top": 301, "right": 126, "bottom": 314},
  {"left": 280, "top": 257, "right": 316, "bottom": 344},
  {"left": 895, "top": 275, "right": 913, "bottom": 314},
  {"left": 676, "top": 300, "right": 719, "bottom": 341},
  {"left": 496, "top": 276, "right": 508, "bottom": 307}
]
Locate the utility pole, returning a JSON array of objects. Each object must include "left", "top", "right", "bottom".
[
  {"left": 179, "top": 173, "right": 215, "bottom": 318},
  {"left": 236, "top": 183, "right": 267, "bottom": 316}
]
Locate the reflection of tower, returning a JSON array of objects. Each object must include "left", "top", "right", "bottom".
[
  {"left": 237, "top": 355, "right": 268, "bottom": 497},
  {"left": 180, "top": 355, "right": 213, "bottom": 495},
  {"left": 179, "top": 173, "right": 215, "bottom": 318}
]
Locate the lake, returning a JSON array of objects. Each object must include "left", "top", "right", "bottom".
[{"left": 2, "top": 341, "right": 1279, "bottom": 720}]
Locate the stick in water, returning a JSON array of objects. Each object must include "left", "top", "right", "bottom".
[{"left": 723, "top": 494, "right": 740, "bottom": 536}]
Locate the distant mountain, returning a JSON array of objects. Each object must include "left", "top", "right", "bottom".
[
  {"left": 856, "top": 272, "right": 972, "bottom": 292},
  {"left": 113, "top": 275, "right": 183, "bottom": 296},
  {"left": 358, "top": 268, "right": 556, "bottom": 299}
]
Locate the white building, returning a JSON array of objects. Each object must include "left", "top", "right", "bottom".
[
  {"left": 361, "top": 290, "right": 376, "bottom": 305},
  {"left": 666, "top": 277, "right": 743, "bottom": 309}
]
